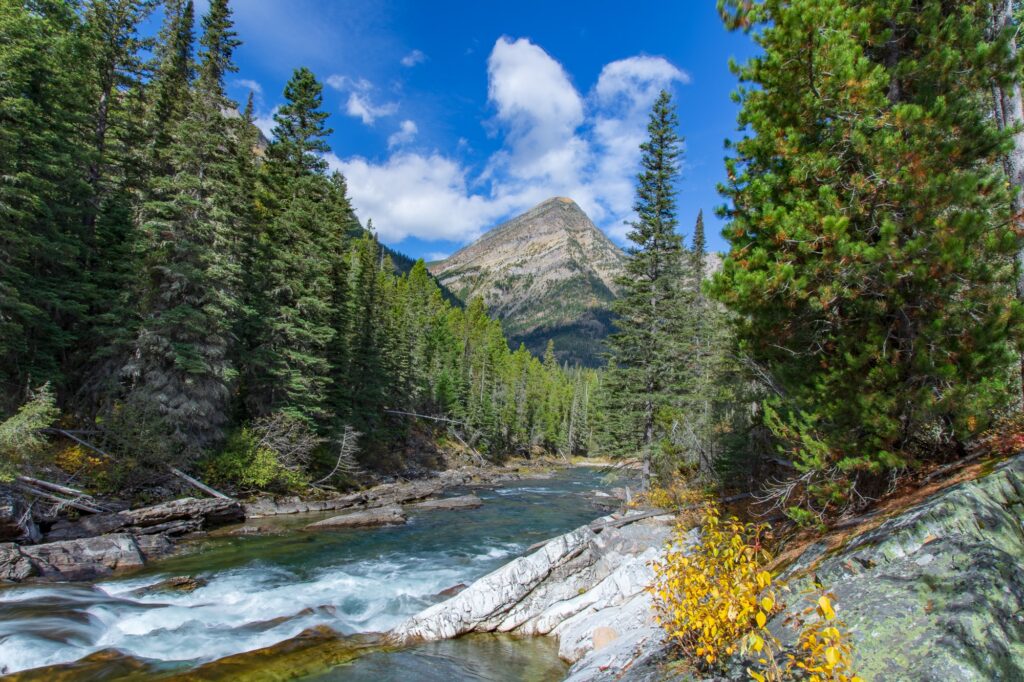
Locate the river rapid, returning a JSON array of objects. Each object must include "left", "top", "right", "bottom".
[{"left": 0, "top": 468, "right": 620, "bottom": 680}]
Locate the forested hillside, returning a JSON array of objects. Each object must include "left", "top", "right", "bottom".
[{"left": 0, "top": 0, "right": 595, "bottom": 493}]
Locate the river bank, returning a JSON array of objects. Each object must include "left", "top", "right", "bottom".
[
  {"left": 0, "top": 460, "right": 567, "bottom": 585},
  {"left": 0, "top": 467, "right": 624, "bottom": 677}
]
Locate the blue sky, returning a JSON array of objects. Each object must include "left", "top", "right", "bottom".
[{"left": 205, "top": 1, "right": 759, "bottom": 260}]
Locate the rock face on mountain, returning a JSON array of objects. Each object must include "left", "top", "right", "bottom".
[{"left": 429, "top": 197, "right": 626, "bottom": 366}]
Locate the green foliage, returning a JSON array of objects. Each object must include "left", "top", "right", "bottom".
[
  {"left": 713, "top": 0, "right": 1024, "bottom": 512},
  {"left": 0, "top": 384, "right": 59, "bottom": 481},
  {"left": 204, "top": 427, "right": 306, "bottom": 492},
  {"left": 0, "top": 0, "right": 591, "bottom": 487}
]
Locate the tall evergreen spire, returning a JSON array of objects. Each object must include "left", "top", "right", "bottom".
[
  {"left": 129, "top": 0, "right": 243, "bottom": 453},
  {"left": 605, "top": 89, "right": 685, "bottom": 490}
]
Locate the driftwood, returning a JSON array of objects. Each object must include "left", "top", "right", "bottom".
[
  {"left": 16, "top": 475, "right": 89, "bottom": 498},
  {"left": 13, "top": 482, "right": 107, "bottom": 515},
  {"left": 447, "top": 429, "right": 485, "bottom": 466},
  {"left": 168, "top": 467, "right": 233, "bottom": 501},
  {"left": 383, "top": 409, "right": 486, "bottom": 466},
  {"left": 588, "top": 509, "right": 673, "bottom": 533},
  {"left": 41, "top": 428, "right": 114, "bottom": 460}
]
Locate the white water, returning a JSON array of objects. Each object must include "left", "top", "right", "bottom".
[{"left": 0, "top": 469, "right": 609, "bottom": 676}]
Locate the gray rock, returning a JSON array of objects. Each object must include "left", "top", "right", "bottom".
[
  {"left": 133, "top": 533, "right": 174, "bottom": 560},
  {"left": 408, "top": 494, "right": 483, "bottom": 511},
  {"left": 389, "top": 511, "right": 674, "bottom": 652},
  {"left": 760, "top": 454, "right": 1024, "bottom": 682},
  {"left": 0, "top": 489, "right": 39, "bottom": 543},
  {"left": 0, "top": 542, "right": 37, "bottom": 581},
  {"left": 304, "top": 506, "right": 406, "bottom": 530},
  {"left": 123, "top": 497, "right": 243, "bottom": 529},
  {"left": 21, "top": 533, "right": 144, "bottom": 581}
]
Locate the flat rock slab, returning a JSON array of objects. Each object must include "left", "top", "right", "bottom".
[
  {"left": 408, "top": 494, "right": 483, "bottom": 511},
  {"left": 304, "top": 506, "right": 406, "bottom": 530},
  {"left": 19, "top": 533, "right": 145, "bottom": 581}
]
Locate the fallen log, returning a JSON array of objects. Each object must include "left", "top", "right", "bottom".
[
  {"left": 16, "top": 475, "right": 90, "bottom": 499},
  {"left": 13, "top": 483, "right": 106, "bottom": 515},
  {"left": 168, "top": 467, "right": 233, "bottom": 501}
]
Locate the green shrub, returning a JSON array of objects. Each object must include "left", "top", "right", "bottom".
[
  {"left": 203, "top": 421, "right": 309, "bottom": 493},
  {"left": 0, "top": 384, "right": 59, "bottom": 481}
]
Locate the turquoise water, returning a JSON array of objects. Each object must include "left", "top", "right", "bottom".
[{"left": 0, "top": 468, "right": 617, "bottom": 679}]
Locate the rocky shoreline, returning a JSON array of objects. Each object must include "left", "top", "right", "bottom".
[
  {"left": 388, "top": 507, "right": 678, "bottom": 680},
  {"left": 0, "top": 464, "right": 526, "bottom": 584},
  {"left": 386, "top": 453, "right": 1024, "bottom": 682}
]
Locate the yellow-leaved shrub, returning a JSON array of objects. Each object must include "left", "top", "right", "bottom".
[
  {"left": 651, "top": 501, "right": 862, "bottom": 681},
  {"left": 650, "top": 502, "right": 776, "bottom": 668}
]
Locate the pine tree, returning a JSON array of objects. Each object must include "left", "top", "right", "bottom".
[
  {"left": 691, "top": 209, "right": 706, "bottom": 295},
  {"left": 714, "top": 0, "right": 1024, "bottom": 513},
  {"left": 244, "top": 67, "right": 335, "bottom": 424},
  {"left": 605, "top": 90, "right": 685, "bottom": 488},
  {"left": 75, "top": 0, "right": 157, "bottom": 415},
  {"left": 0, "top": 1, "right": 91, "bottom": 412},
  {"left": 147, "top": 0, "right": 195, "bottom": 168},
  {"left": 128, "top": 0, "right": 242, "bottom": 453}
]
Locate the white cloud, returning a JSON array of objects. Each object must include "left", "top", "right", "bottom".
[
  {"left": 328, "top": 74, "right": 399, "bottom": 125},
  {"left": 388, "top": 120, "right": 418, "bottom": 148},
  {"left": 253, "top": 105, "right": 279, "bottom": 140},
  {"left": 326, "top": 74, "right": 373, "bottom": 92},
  {"left": 346, "top": 93, "right": 399, "bottom": 125},
  {"left": 326, "top": 152, "right": 512, "bottom": 243},
  {"left": 329, "top": 39, "right": 689, "bottom": 247},
  {"left": 233, "top": 78, "right": 263, "bottom": 94},
  {"left": 401, "top": 49, "right": 426, "bottom": 67},
  {"left": 426, "top": 251, "right": 450, "bottom": 262}
]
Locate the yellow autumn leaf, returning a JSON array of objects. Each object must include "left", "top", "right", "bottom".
[
  {"left": 825, "top": 646, "right": 839, "bottom": 666},
  {"left": 748, "top": 669, "right": 766, "bottom": 682},
  {"left": 756, "top": 611, "right": 767, "bottom": 628},
  {"left": 761, "top": 596, "right": 774, "bottom": 612},
  {"left": 818, "top": 595, "right": 836, "bottom": 620}
]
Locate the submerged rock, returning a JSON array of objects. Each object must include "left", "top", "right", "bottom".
[
  {"left": 408, "top": 494, "right": 483, "bottom": 511},
  {"left": 130, "top": 575, "right": 208, "bottom": 596},
  {"left": 304, "top": 506, "right": 407, "bottom": 530}
]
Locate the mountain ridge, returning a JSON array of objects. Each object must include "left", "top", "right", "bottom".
[{"left": 429, "top": 197, "right": 626, "bottom": 366}]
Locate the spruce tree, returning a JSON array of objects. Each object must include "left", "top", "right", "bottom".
[
  {"left": 128, "top": 0, "right": 242, "bottom": 453},
  {"left": 605, "top": 90, "right": 685, "bottom": 488},
  {"left": 714, "top": 0, "right": 1024, "bottom": 514},
  {"left": 0, "top": 1, "right": 91, "bottom": 411},
  {"left": 244, "top": 67, "right": 335, "bottom": 424}
]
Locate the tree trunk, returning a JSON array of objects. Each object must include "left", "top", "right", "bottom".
[{"left": 991, "top": 0, "right": 1024, "bottom": 398}]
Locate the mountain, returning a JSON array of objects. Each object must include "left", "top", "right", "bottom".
[{"left": 429, "top": 197, "right": 626, "bottom": 366}]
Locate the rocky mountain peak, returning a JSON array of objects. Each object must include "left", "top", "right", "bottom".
[{"left": 429, "top": 197, "right": 626, "bottom": 366}]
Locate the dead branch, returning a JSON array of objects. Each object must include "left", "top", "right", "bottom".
[{"left": 167, "top": 466, "right": 234, "bottom": 500}]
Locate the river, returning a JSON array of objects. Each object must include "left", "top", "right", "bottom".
[{"left": 0, "top": 468, "right": 621, "bottom": 680}]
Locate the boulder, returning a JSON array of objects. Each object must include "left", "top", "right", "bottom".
[
  {"left": 408, "top": 494, "right": 483, "bottom": 511},
  {"left": 20, "top": 533, "right": 144, "bottom": 581},
  {"left": 304, "top": 506, "right": 406, "bottom": 530},
  {"left": 46, "top": 512, "right": 131, "bottom": 541},
  {"left": 0, "top": 489, "right": 39, "bottom": 543},
  {"left": 0, "top": 542, "right": 37, "bottom": 581},
  {"left": 243, "top": 492, "right": 364, "bottom": 518}
]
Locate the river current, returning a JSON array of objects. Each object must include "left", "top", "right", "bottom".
[{"left": 0, "top": 468, "right": 619, "bottom": 680}]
